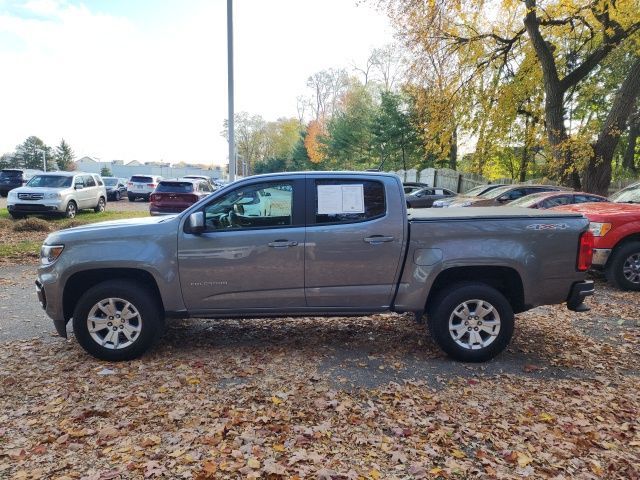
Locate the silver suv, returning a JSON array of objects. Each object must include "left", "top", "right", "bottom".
[
  {"left": 7, "top": 172, "right": 107, "bottom": 219},
  {"left": 127, "top": 175, "right": 163, "bottom": 202}
]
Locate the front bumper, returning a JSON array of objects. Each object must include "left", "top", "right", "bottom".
[
  {"left": 8, "top": 200, "right": 64, "bottom": 214},
  {"left": 566, "top": 280, "right": 594, "bottom": 312},
  {"left": 36, "top": 270, "right": 68, "bottom": 338},
  {"left": 592, "top": 248, "right": 612, "bottom": 267}
]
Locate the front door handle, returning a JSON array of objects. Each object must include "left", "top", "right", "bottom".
[
  {"left": 363, "top": 235, "right": 395, "bottom": 245},
  {"left": 268, "top": 239, "right": 298, "bottom": 248}
]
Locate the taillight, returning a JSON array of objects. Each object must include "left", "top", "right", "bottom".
[
  {"left": 150, "top": 194, "right": 160, "bottom": 202},
  {"left": 147, "top": 183, "right": 156, "bottom": 188},
  {"left": 577, "top": 231, "right": 594, "bottom": 271}
]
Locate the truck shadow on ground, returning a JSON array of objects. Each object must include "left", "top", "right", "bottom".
[{"left": 154, "top": 296, "right": 637, "bottom": 389}]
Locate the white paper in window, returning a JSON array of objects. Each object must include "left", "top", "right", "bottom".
[
  {"left": 341, "top": 185, "right": 365, "bottom": 213},
  {"left": 317, "top": 184, "right": 365, "bottom": 214}
]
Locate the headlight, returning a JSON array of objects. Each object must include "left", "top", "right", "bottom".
[
  {"left": 8, "top": 191, "right": 17, "bottom": 199},
  {"left": 44, "top": 192, "right": 61, "bottom": 199},
  {"left": 588, "top": 222, "right": 611, "bottom": 237},
  {"left": 40, "top": 245, "right": 64, "bottom": 265}
]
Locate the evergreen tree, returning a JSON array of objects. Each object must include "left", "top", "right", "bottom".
[{"left": 55, "top": 138, "right": 75, "bottom": 171}]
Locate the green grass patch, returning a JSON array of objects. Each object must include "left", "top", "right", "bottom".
[
  {"left": 0, "top": 208, "right": 148, "bottom": 227},
  {"left": 0, "top": 240, "right": 41, "bottom": 258}
]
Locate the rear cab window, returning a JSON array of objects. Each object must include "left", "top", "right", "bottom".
[{"left": 312, "top": 179, "right": 386, "bottom": 225}]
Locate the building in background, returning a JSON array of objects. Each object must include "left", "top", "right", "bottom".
[{"left": 75, "top": 156, "right": 223, "bottom": 179}]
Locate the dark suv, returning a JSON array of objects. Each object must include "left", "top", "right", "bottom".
[{"left": 0, "top": 169, "right": 41, "bottom": 197}]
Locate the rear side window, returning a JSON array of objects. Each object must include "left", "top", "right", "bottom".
[
  {"left": 156, "top": 182, "right": 194, "bottom": 193},
  {"left": 131, "top": 176, "right": 153, "bottom": 183},
  {"left": 541, "top": 195, "right": 571, "bottom": 208},
  {"left": 314, "top": 179, "right": 385, "bottom": 224},
  {"left": 95, "top": 176, "right": 104, "bottom": 186},
  {"left": 574, "top": 194, "right": 605, "bottom": 203},
  {"left": 84, "top": 175, "right": 96, "bottom": 187}
]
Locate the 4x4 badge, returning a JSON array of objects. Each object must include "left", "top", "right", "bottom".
[{"left": 526, "top": 223, "right": 569, "bottom": 230}]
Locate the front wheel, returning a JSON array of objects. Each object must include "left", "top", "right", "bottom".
[
  {"left": 65, "top": 200, "right": 77, "bottom": 219},
  {"left": 427, "top": 282, "right": 514, "bottom": 362},
  {"left": 605, "top": 241, "right": 640, "bottom": 291},
  {"left": 72, "top": 280, "right": 164, "bottom": 361},
  {"left": 128, "top": 194, "right": 136, "bottom": 202},
  {"left": 9, "top": 212, "right": 25, "bottom": 219},
  {"left": 94, "top": 197, "right": 106, "bottom": 213},
  {"left": 115, "top": 191, "right": 121, "bottom": 201}
]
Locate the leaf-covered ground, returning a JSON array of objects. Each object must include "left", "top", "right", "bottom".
[{"left": 1, "top": 281, "right": 638, "bottom": 479}]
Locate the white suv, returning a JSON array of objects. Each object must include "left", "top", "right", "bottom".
[
  {"left": 127, "top": 175, "right": 163, "bottom": 202},
  {"left": 7, "top": 172, "right": 107, "bottom": 219}
]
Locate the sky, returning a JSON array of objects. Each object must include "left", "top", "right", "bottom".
[{"left": 0, "top": 0, "right": 395, "bottom": 167}]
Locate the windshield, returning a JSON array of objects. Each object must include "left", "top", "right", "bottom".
[
  {"left": 103, "top": 178, "right": 118, "bottom": 186},
  {"left": 481, "top": 185, "right": 513, "bottom": 199},
  {"left": 156, "top": 181, "right": 194, "bottom": 193},
  {"left": 508, "top": 193, "right": 547, "bottom": 207},
  {"left": 27, "top": 175, "right": 72, "bottom": 188},
  {"left": 0, "top": 170, "right": 22, "bottom": 179},
  {"left": 611, "top": 184, "right": 640, "bottom": 203},
  {"left": 130, "top": 176, "right": 153, "bottom": 183}
]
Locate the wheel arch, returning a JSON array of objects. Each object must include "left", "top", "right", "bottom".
[
  {"left": 607, "top": 233, "right": 640, "bottom": 265},
  {"left": 425, "top": 266, "right": 525, "bottom": 314},
  {"left": 63, "top": 268, "right": 164, "bottom": 321}
]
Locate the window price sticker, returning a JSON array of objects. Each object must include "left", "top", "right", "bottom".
[{"left": 317, "top": 184, "right": 365, "bottom": 214}]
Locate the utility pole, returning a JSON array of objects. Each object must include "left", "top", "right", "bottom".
[
  {"left": 42, "top": 150, "right": 47, "bottom": 173},
  {"left": 227, "top": 0, "right": 236, "bottom": 181}
]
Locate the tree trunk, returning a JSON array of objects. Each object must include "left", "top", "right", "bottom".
[
  {"left": 449, "top": 126, "right": 457, "bottom": 170},
  {"left": 623, "top": 114, "right": 639, "bottom": 172},
  {"left": 583, "top": 57, "right": 640, "bottom": 195}
]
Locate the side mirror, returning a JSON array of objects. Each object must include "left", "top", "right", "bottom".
[{"left": 188, "top": 212, "right": 205, "bottom": 234}]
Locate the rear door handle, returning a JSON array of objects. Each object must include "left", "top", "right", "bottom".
[
  {"left": 268, "top": 239, "right": 298, "bottom": 248},
  {"left": 363, "top": 235, "right": 395, "bottom": 244}
]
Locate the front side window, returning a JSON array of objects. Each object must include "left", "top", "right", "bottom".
[
  {"left": 203, "top": 181, "right": 292, "bottom": 231},
  {"left": 314, "top": 179, "right": 385, "bottom": 224},
  {"left": 84, "top": 175, "right": 96, "bottom": 187}
]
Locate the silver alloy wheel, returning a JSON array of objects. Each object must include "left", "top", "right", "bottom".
[
  {"left": 623, "top": 253, "right": 640, "bottom": 284},
  {"left": 448, "top": 299, "right": 501, "bottom": 350},
  {"left": 87, "top": 297, "right": 142, "bottom": 350},
  {"left": 96, "top": 198, "right": 105, "bottom": 212},
  {"left": 66, "top": 202, "right": 76, "bottom": 218}
]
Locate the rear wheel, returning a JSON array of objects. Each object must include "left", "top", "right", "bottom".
[
  {"left": 94, "top": 197, "right": 106, "bottom": 213},
  {"left": 605, "top": 241, "right": 640, "bottom": 291},
  {"left": 72, "top": 280, "right": 164, "bottom": 361},
  {"left": 115, "top": 191, "right": 121, "bottom": 201},
  {"left": 427, "top": 282, "right": 514, "bottom": 362},
  {"left": 128, "top": 194, "right": 136, "bottom": 202},
  {"left": 65, "top": 200, "right": 77, "bottom": 219}
]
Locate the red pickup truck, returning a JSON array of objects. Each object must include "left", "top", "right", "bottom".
[{"left": 554, "top": 182, "right": 640, "bottom": 290}]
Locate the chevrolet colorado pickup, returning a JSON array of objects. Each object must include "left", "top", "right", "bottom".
[{"left": 36, "top": 172, "right": 594, "bottom": 362}]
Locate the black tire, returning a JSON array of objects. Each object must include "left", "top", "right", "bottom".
[
  {"left": 65, "top": 200, "right": 77, "bottom": 219},
  {"left": 427, "top": 282, "right": 514, "bottom": 362},
  {"left": 128, "top": 194, "right": 136, "bottom": 202},
  {"left": 115, "top": 191, "right": 121, "bottom": 201},
  {"left": 143, "top": 194, "right": 150, "bottom": 202},
  {"left": 0, "top": 191, "right": 7, "bottom": 197},
  {"left": 94, "top": 197, "right": 106, "bottom": 213},
  {"left": 605, "top": 241, "right": 640, "bottom": 291},
  {"left": 72, "top": 280, "right": 164, "bottom": 361},
  {"left": 9, "top": 212, "right": 25, "bottom": 219}
]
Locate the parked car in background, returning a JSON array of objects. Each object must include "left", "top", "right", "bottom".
[
  {"left": 183, "top": 175, "right": 217, "bottom": 190},
  {"left": 0, "top": 168, "right": 41, "bottom": 197},
  {"left": 444, "top": 184, "right": 567, "bottom": 207},
  {"left": 553, "top": 182, "right": 640, "bottom": 291},
  {"left": 149, "top": 178, "right": 213, "bottom": 216},
  {"left": 103, "top": 177, "right": 127, "bottom": 201},
  {"left": 127, "top": 175, "right": 163, "bottom": 202},
  {"left": 403, "top": 182, "right": 430, "bottom": 195},
  {"left": 508, "top": 191, "right": 608, "bottom": 209},
  {"left": 405, "top": 186, "right": 455, "bottom": 208},
  {"left": 432, "top": 184, "right": 506, "bottom": 208},
  {"left": 7, "top": 172, "right": 106, "bottom": 219}
]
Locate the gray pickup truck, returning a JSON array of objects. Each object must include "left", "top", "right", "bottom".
[{"left": 36, "top": 172, "right": 594, "bottom": 362}]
